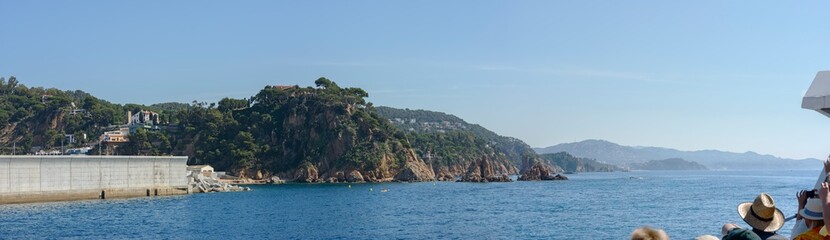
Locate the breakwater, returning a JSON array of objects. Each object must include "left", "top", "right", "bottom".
[{"left": 0, "top": 156, "right": 188, "bottom": 204}]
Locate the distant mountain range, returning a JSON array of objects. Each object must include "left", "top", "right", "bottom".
[
  {"left": 629, "top": 158, "right": 709, "bottom": 171},
  {"left": 535, "top": 140, "right": 822, "bottom": 170}
]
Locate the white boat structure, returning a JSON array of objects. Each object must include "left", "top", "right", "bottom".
[
  {"left": 802, "top": 71, "right": 830, "bottom": 118},
  {"left": 802, "top": 71, "right": 830, "bottom": 189}
]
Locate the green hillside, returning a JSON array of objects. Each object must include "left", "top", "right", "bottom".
[
  {"left": 538, "top": 152, "right": 621, "bottom": 172},
  {"left": 0, "top": 76, "right": 562, "bottom": 182},
  {"left": 376, "top": 106, "right": 539, "bottom": 170}
]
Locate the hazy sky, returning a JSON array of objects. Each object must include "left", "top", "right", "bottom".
[{"left": 2, "top": 1, "right": 830, "bottom": 159}]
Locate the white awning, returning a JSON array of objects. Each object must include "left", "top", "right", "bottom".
[{"left": 802, "top": 71, "right": 830, "bottom": 117}]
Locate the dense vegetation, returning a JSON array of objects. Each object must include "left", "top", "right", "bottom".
[
  {"left": 169, "top": 78, "right": 417, "bottom": 178},
  {"left": 376, "top": 106, "right": 539, "bottom": 169},
  {"left": 0, "top": 76, "right": 555, "bottom": 180},
  {"left": 406, "top": 131, "right": 492, "bottom": 165},
  {"left": 538, "top": 152, "right": 621, "bottom": 172},
  {"left": 0, "top": 76, "right": 177, "bottom": 154}
]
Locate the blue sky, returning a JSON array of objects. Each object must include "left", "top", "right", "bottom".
[{"left": 2, "top": 1, "right": 829, "bottom": 159}]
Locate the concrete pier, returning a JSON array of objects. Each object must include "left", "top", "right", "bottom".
[{"left": 0, "top": 156, "right": 189, "bottom": 204}]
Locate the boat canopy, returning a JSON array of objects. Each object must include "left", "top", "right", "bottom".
[{"left": 802, "top": 71, "right": 830, "bottom": 118}]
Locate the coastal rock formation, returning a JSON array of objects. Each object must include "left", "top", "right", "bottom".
[
  {"left": 0, "top": 77, "right": 560, "bottom": 184},
  {"left": 267, "top": 176, "right": 286, "bottom": 184},
  {"left": 233, "top": 80, "right": 440, "bottom": 183},
  {"left": 460, "top": 156, "right": 512, "bottom": 182},
  {"left": 363, "top": 170, "right": 380, "bottom": 182},
  {"left": 394, "top": 150, "right": 436, "bottom": 182},
  {"left": 433, "top": 166, "right": 456, "bottom": 181},
  {"left": 190, "top": 173, "right": 250, "bottom": 193},
  {"left": 377, "top": 106, "right": 544, "bottom": 174},
  {"left": 518, "top": 161, "right": 568, "bottom": 181},
  {"left": 294, "top": 163, "right": 321, "bottom": 183},
  {"left": 347, "top": 170, "right": 365, "bottom": 183}
]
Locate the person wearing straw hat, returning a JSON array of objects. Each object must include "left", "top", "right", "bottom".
[
  {"left": 793, "top": 198, "right": 827, "bottom": 240},
  {"left": 630, "top": 226, "right": 669, "bottom": 240},
  {"left": 722, "top": 193, "right": 787, "bottom": 240}
]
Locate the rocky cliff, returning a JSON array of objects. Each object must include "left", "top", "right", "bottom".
[
  {"left": 394, "top": 150, "right": 437, "bottom": 182},
  {"left": 518, "top": 161, "right": 568, "bottom": 181},
  {"left": 170, "top": 78, "right": 440, "bottom": 183},
  {"left": 377, "top": 106, "right": 537, "bottom": 181},
  {"left": 1, "top": 77, "right": 569, "bottom": 183},
  {"left": 459, "top": 156, "right": 513, "bottom": 182}
]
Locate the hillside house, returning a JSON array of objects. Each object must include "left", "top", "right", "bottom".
[
  {"left": 101, "top": 128, "right": 129, "bottom": 143},
  {"left": 129, "top": 110, "right": 160, "bottom": 126}
]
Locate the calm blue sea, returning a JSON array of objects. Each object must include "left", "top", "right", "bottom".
[{"left": 0, "top": 170, "right": 818, "bottom": 239}]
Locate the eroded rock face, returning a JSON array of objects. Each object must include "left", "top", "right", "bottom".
[
  {"left": 460, "top": 156, "right": 512, "bottom": 182},
  {"left": 433, "top": 166, "right": 456, "bottom": 181},
  {"left": 518, "top": 161, "right": 568, "bottom": 181},
  {"left": 395, "top": 150, "right": 436, "bottom": 182},
  {"left": 294, "top": 164, "right": 321, "bottom": 183},
  {"left": 347, "top": 170, "right": 365, "bottom": 183},
  {"left": 335, "top": 171, "right": 346, "bottom": 182},
  {"left": 395, "top": 161, "right": 436, "bottom": 182}
]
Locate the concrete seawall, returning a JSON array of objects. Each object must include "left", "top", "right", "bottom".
[{"left": 0, "top": 156, "right": 189, "bottom": 204}]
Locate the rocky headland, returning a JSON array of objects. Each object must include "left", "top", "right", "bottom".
[
  {"left": 459, "top": 156, "right": 513, "bottom": 182},
  {"left": 0, "top": 77, "right": 571, "bottom": 184},
  {"left": 518, "top": 161, "right": 568, "bottom": 181}
]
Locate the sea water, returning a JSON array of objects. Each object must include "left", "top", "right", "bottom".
[{"left": 0, "top": 170, "right": 816, "bottom": 239}]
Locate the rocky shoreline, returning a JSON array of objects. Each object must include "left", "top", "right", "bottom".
[
  {"left": 460, "top": 156, "right": 513, "bottom": 182},
  {"left": 518, "top": 161, "right": 569, "bottom": 181},
  {"left": 243, "top": 155, "right": 569, "bottom": 184},
  {"left": 189, "top": 173, "right": 251, "bottom": 193}
]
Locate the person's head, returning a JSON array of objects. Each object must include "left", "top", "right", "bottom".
[
  {"left": 800, "top": 198, "right": 826, "bottom": 228},
  {"left": 630, "top": 226, "right": 669, "bottom": 240},
  {"left": 694, "top": 234, "right": 719, "bottom": 240},
  {"left": 722, "top": 223, "right": 739, "bottom": 236},
  {"left": 722, "top": 227, "right": 761, "bottom": 240},
  {"left": 737, "top": 193, "right": 784, "bottom": 232}
]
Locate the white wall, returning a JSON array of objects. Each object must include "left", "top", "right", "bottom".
[
  {"left": 0, "top": 158, "right": 10, "bottom": 192},
  {"left": 10, "top": 158, "right": 40, "bottom": 192},
  {"left": 41, "top": 157, "right": 70, "bottom": 191},
  {"left": 100, "top": 157, "right": 130, "bottom": 189},
  {"left": 0, "top": 156, "right": 188, "bottom": 193}
]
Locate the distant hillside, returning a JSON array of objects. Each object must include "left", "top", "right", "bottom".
[
  {"left": 629, "top": 158, "right": 708, "bottom": 171},
  {"left": 539, "top": 152, "right": 621, "bottom": 173},
  {"left": 376, "top": 107, "right": 539, "bottom": 172},
  {"left": 535, "top": 140, "right": 821, "bottom": 170}
]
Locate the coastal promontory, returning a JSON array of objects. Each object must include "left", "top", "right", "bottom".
[
  {"left": 460, "top": 156, "right": 513, "bottom": 182},
  {"left": 0, "top": 76, "right": 569, "bottom": 183},
  {"left": 518, "top": 161, "right": 568, "bottom": 181}
]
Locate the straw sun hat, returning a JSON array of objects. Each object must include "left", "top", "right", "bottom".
[
  {"left": 737, "top": 193, "right": 785, "bottom": 232},
  {"left": 800, "top": 198, "right": 824, "bottom": 221}
]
